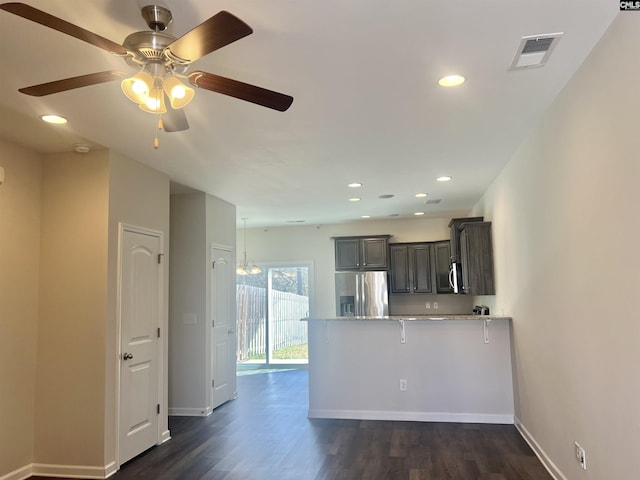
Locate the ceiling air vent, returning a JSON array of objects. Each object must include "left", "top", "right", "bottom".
[{"left": 509, "top": 33, "right": 563, "bottom": 70}]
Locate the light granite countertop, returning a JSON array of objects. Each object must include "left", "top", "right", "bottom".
[{"left": 301, "top": 315, "right": 511, "bottom": 321}]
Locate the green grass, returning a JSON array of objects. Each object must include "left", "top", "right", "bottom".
[
  {"left": 273, "top": 343, "right": 308, "bottom": 359},
  {"left": 248, "top": 343, "right": 308, "bottom": 360}
]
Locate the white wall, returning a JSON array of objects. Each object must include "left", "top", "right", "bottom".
[
  {"left": 169, "top": 192, "right": 236, "bottom": 415},
  {"left": 0, "top": 141, "right": 41, "bottom": 477},
  {"left": 472, "top": 13, "right": 639, "bottom": 479},
  {"left": 169, "top": 193, "right": 208, "bottom": 413},
  {"left": 241, "top": 216, "right": 473, "bottom": 318},
  {"left": 308, "top": 319, "right": 514, "bottom": 423}
]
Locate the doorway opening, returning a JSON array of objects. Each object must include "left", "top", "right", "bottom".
[{"left": 236, "top": 263, "right": 311, "bottom": 368}]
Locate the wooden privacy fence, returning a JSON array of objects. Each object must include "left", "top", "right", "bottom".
[{"left": 236, "top": 284, "right": 309, "bottom": 361}]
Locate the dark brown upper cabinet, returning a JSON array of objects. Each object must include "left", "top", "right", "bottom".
[
  {"left": 433, "top": 240, "right": 453, "bottom": 294},
  {"left": 334, "top": 235, "right": 391, "bottom": 271},
  {"left": 448, "top": 216, "right": 484, "bottom": 262},
  {"left": 459, "top": 222, "right": 495, "bottom": 295},
  {"left": 389, "top": 241, "right": 453, "bottom": 295}
]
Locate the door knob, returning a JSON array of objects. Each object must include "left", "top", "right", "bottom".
[
  {"left": 227, "top": 329, "right": 235, "bottom": 335},
  {"left": 123, "top": 352, "right": 133, "bottom": 360}
]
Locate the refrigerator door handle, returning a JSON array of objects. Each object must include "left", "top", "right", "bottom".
[
  {"left": 359, "top": 274, "right": 364, "bottom": 316},
  {"left": 355, "top": 273, "right": 361, "bottom": 316}
]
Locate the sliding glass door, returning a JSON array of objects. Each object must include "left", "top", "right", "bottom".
[{"left": 236, "top": 263, "right": 311, "bottom": 365}]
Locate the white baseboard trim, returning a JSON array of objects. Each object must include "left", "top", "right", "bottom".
[
  {"left": 0, "top": 464, "right": 32, "bottom": 480},
  {"left": 308, "top": 409, "right": 514, "bottom": 424},
  {"left": 168, "top": 407, "right": 212, "bottom": 417},
  {"left": 104, "top": 461, "right": 118, "bottom": 479},
  {"left": 515, "top": 417, "right": 566, "bottom": 480},
  {"left": 32, "top": 462, "right": 116, "bottom": 479},
  {"left": 160, "top": 429, "right": 171, "bottom": 444}
]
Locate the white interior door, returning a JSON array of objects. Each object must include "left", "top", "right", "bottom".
[
  {"left": 211, "top": 245, "right": 236, "bottom": 409},
  {"left": 119, "top": 227, "right": 162, "bottom": 465}
]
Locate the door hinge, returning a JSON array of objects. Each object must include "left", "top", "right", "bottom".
[
  {"left": 212, "top": 379, "right": 214, "bottom": 388},
  {"left": 157, "top": 253, "right": 164, "bottom": 264},
  {"left": 157, "top": 404, "right": 160, "bottom": 415},
  {"left": 157, "top": 327, "right": 160, "bottom": 338},
  {"left": 212, "top": 260, "right": 216, "bottom": 269}
]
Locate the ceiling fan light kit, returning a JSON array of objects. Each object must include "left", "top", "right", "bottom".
[{"left": 0, "top": 2, "right": 294, "bottom": 148}]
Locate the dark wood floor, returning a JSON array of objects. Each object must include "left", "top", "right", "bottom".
[{"left": 33, "top": 369, "right": 552, "bottom": 479}]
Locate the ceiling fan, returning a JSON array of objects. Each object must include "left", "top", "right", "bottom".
[{"left": 0, "top": 2, "right": 294, "bottom": 140}]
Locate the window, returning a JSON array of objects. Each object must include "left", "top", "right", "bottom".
[{"left": 236, "top": 263, "right": 312, "bottom": 365}]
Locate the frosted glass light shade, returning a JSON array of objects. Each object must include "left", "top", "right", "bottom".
[
  {"left": 121, "top": 71, "right": 154, "bottom": 104},
  {"left": 139, "top": 88, "right": 167, "bottom": 114},
  {"left": 163, "top": 76, "right": 195, "bottom": 109}
]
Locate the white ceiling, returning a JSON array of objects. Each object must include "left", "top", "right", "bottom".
[{"left": 0, "top": 1, "right": 618, "bottom": 227}]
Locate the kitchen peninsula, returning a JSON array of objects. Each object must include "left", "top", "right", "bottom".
[{"left": 303, "top": 315, "right": 514, "bottom": 424}]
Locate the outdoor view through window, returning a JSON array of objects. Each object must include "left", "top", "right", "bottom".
[{"left": 236, "top": 264, "right": 310, "bottom": 365}]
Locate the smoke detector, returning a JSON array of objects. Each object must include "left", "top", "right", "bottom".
[
  {"left": 73, "top": 143, "right": 91, "bottom": 153},
  {"left": 509, "top": 33, "right": 563, "bottom": 70}
]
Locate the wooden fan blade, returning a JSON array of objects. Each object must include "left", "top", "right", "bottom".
[
  {"left": 165, "top": 11, "right": 252, "bottom": 64},
  {"left": 188, "top": 71, "right": 293, "bottom": 112},
  {"left": 18, "top": 71, "right": 126, "bottom": 96},
  {"left": 0, "top": 3, "right": 128, "bottom": 55},
  {"left": 162, "top": 106, "right": 189, "bottom": 132}
]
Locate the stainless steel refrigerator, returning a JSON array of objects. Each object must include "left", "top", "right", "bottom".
[{"left": 335, "top": 271, "right": 389, "bottom": 317}]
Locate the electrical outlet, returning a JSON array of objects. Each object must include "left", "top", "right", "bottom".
[
  {"left": 574, "top": 442, "right": 586, "bottom": 470},
  {"left": 425, "top": 302, "right": 431, "bottom": 309},
  {"left": 433, "top": 302, "right": 439, "bottom": 309},
  {"left": 399, "top": 379, "right": 407, "bottom": 391}
]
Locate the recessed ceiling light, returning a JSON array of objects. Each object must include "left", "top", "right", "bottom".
[
  {"left": 415, "top": 193, "right": 428, "bottom": 198},
  {"left": 438, "top": 75, "right": 466, "bottom": 87},
  {"left": 348, "top": 182, "right": 362, "bottom": 188},
  {"left": 40, "top": 114, "right": 67, "bottom": 124},
  {"left": 414, "top": 212, "right": 425, "bottom": 216},
  {"left": 349, "top": 197, "right": 361, "bottom": 202},
  {"left": 361, "top": 215, "right": 371, "bottom": 219},
  {"left": 437, "top": 176, "right": 452, "bottom": 182}
]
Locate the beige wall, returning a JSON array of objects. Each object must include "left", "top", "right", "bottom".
[
  {"left": 0, "top": 141, "right": 42, "bottom": 475},
  {"left": 35, "top": 151, "right": 110, "bottom": 466},
  {"left": 0, "top": 144, "right": 170, "bottom": 477},
  {"left": 473, "top": 13, "right": 638, "bottom": 479}
]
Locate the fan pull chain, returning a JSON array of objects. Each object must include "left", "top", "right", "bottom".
[{"left": 154, "top": 115, "right": 162, "bottom": 149}]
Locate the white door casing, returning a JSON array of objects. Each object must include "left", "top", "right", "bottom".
[
  {"left": 118, "top": 226, "right": 163, "bottom": 465},
  {"left": 211, "top": 245, "right": 236, "bottom": 410}
]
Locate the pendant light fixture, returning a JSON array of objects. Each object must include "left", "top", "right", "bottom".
[{"left": 237, "top": 218, "right": 262, "bottom": 275}]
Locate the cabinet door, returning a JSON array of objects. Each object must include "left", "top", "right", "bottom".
[
  {"left": 460, "top": 223, "right": 495, "bottom": 295},
  {"left": 434, "top": 241, "right": 453, "bottom": 293},
  {"left": 449, "top": 217, "right": 484, "bottom": 262},
  {"left": 362, "top": 238, "right": 389, "bottom": 269},
  {"left": 335, "top": 238, "right": 360, "bottom": 270},
  {"left": 389, "top": 245, "right": 410, "bottom": 293},
  {"left": 412, "top": 245, "right": 433, "bottom": 294}
]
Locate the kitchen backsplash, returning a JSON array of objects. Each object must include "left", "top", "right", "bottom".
[{"left": 389, "top": 294, "right": 475, "bottom": 316}]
